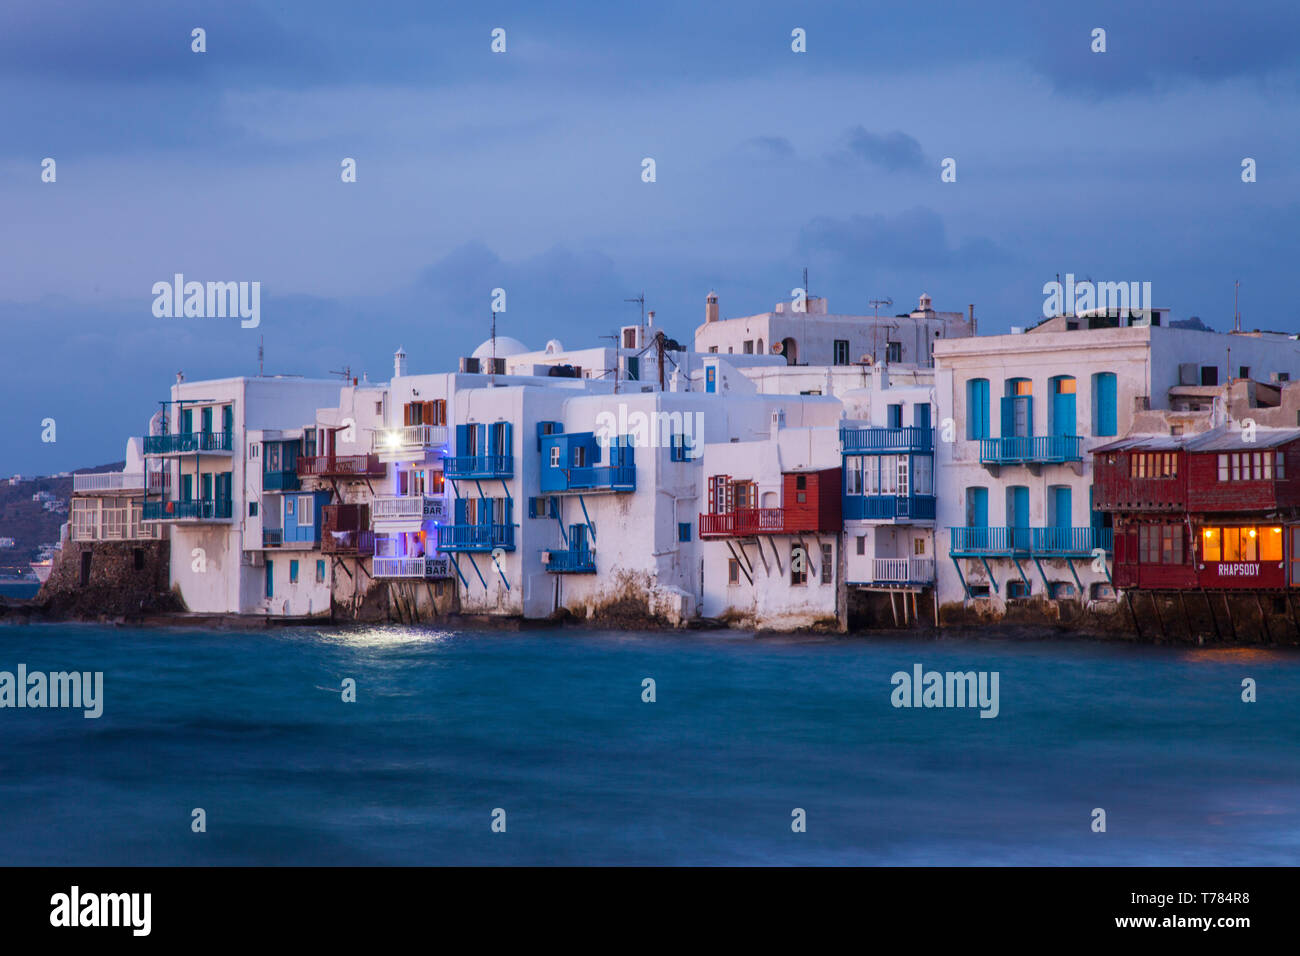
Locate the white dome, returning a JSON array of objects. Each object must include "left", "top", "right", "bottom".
[
  {"left": 545, "top": 339, "right": 564, "bottom": 355},
  {"left": 472, "top": 336, "right": 529, "bottom": 360}
]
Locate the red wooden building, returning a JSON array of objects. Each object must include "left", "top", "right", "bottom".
[
  {"left": 700, "top": 468, "right": 841, "bottom": 537},
  {"left": 1093, "top": 427, "right": 1300, "bottom": 591}
]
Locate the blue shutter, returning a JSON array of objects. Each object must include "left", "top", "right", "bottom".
[
  {"left": 454, "top": 497, "right": 467, "bottom": 525},
  {"left": 455, "top": 424, "right": 468, "bottom": 454},
  {"left": 1094, "top": 373, "right": 1117, "bottom": 437},
  {"left": 967, "top": 379, "right": 989, "bottom": 440},
  {"left": 1000, "top": 395, "right": 1014, "bottom": 438},
  {"left": 477, "top": 424, "right": 488, "bottom": 458},
  {"left": 502, "top": 422, "right": 513, "bottom": 459}
]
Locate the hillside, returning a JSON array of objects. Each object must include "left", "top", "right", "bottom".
[{"left": 0, "top": 462, "right": 123, "bottom": 575}]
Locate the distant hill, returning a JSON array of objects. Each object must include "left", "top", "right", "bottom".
[
  {"left": 1170, "top": 315, "right": 1213, "bottom": 331},
  {"left": 0, "top": 462, "right": 124, "bottom": 573}
]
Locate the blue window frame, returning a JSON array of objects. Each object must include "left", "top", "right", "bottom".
[
  {"left": 678, "top": 522, "right": 691, "bottom": 542},
  {"left": 289, "top": 560, "right": 299, "bottom": 584}
]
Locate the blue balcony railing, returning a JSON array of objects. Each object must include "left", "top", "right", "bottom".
[
  {"left": 435, "top": 523, "right": 516, "bottom": 552},
  {"left": 143, "top": 431, "right": 234, "bottom": 455},
  {"left": 546, "top": 548, "right": 596, "bottom": 573},
  {"left": 843, "top": 494, "right": 937, "bottom": 521},
  {"left": 443, "top": 455, "right": 514, "bottom": 479},
  {"left": 263, "top": 469, "right": 300, "bottom": 492},
  {"left": 949, "top": 526, "right": 1112, "bottom": 557},
  {"left": 142, "top": 499, "right": 234, "bottom": 521},
  {"left": 840, "top": 425, "right": 934, "bottom": 454},
  {"left": 979, "top": 435, "right": 1082, "bottom": 465},
  {"left": 553, "top": 465, "right": 636, "bottom": 493}
]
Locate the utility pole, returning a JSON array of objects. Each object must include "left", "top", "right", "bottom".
[
  {"left": 490, "top": 310, "right": 497, "bottom": 386},
  {"left": 1233, "top": 279, "right": 1241, "bottom": 333},
  {"left": 257, "top": 335, "right": 264, "bottom": 377},
  {"left": 656, "top": 331, "right": 666, "bottom": 390}
]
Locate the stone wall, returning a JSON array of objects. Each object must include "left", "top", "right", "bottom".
[{"left": 37, "top": 538, "right": 181, "bottom": 619}]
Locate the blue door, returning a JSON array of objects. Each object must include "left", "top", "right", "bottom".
[
  {"left": 200, "top": 406, "right": 213, "bottom": 435},
  {"left": 913, "top": 403, "right": 931, "bottom": 429},
  {"left": 265, "top": 561, "right": 274, "bottom": 599},
  {"left": 180, "top": 408, "right": 193, "bottom": 434},
  {"left": 705, "top": 367, "right": 716, "bottom": 393},
  {"left": 965, "top": 487, "right": 988, "bottom": 551},
  {"left": 1007, "top": 486, "right": 1029, "bottom": 550},
  {"left": 222, "top": 404, "right": 233, "bottom": 434}
]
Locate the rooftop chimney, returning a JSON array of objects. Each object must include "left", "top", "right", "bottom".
[
  {"left": 705, "top": 291, "right": 719, "bottom": 324},
  {"left": 394, "top": 346, "right": 407, "bottom": 379}
]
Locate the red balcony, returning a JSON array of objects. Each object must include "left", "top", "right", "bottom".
[
  {"left": 322, "top": 504, "right": 375, "bottom": 555},
  {"left": 298, "top": 454, "right": 385, "bottom": 479},
  {"left": 699, "top": 508, "right": 788, "bottom": 537}
]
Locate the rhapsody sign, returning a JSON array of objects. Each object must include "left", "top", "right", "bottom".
[{"left": 1217, "top": 562, "right": 1261, "bottom": 577}]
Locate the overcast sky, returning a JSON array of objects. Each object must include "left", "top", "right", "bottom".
[{"left": 3, "top": 0, "right": 1298, "bottom": 473}]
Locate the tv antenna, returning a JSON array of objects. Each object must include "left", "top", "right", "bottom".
[
  {"left": 257, "top": 335, "right": 264, "bottom": 377},
  {"left": 869, "top": 298, "right": 893, "bottom": 363},
  {"left": 329, "top": 364, "right": 353, "bottom": 383},
  {"left": 625, "top": 292, "right": 645, "bottom": 340},
  {"left": 1233, "top": 279, "right": 1241, "bottom": 333}
]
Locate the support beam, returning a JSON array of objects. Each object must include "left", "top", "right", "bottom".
[
  {"left": 465, "top": 553, "right": 488, "bottom": 590},
  {"left": 978, "top": 556, "right": 999, "bottom": 592},
  {"left": 725, "top": 541, "right": 754, "bottom": 586},
  {"left": 1065, "top": 557, "right": 1083, "bottom": 597},
  {"left": 445, "top": 552, "right": 470, "bottom": 590},
  {"left": 579, "top": 495, "right": 595, "bottom": 543},
  {"left": 951, "top": 556, "right": 971, "bottom": 600}
]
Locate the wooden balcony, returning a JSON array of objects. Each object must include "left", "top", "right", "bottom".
[{"left": 298, "top": 454, "right": 384, "bottom": 479}]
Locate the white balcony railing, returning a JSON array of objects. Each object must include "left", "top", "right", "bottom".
[
  {"left": 870, "top": 557, "right": 936, "bottom": 584},
  {"left": 372, "top": 555, "right": 453, "bottom": 578},
  {"left": 371, "top": 424, "right": 449, "bottom": 454},
  {"left": 371, "top": 494, "right": 449, "bottom": 523},
  {"left": 73, "top": 471, "right": 169, "bottom": 493}
]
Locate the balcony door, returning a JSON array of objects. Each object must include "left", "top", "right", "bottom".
[
  {"left": 1002, "top": 379, "right": 1033, "bottom": 439},
  {"left": 1006, "top": 486, "right": 1029, "bottom": 550}
]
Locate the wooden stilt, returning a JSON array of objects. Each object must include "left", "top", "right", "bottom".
[
  {"left": 1125, "top": 592, "right": 1142, "bottom": 639},
  {"left": 1203, "top": 591, "right": 1222, "bottom": 641},
  {"left": 889, "top": 591, "right": 899, "bottom": 627},
  {"left": 1254, "top": 592, "right": 1272, "bottom": 645},
  {"left": 1287, "top": 590, "right": 1300, "bottom": 639},
  {"left": 1150, "top": 591, "right": 1166, "bottom": 640},
  {"left": 1178, "top": 591, "right": 1194, "bottom": 641},
  {"left": 1223, "top": 592, "right": 1238, "bottom": 642}
]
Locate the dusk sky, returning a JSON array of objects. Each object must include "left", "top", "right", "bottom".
[{"left": 3, "top": 0, "right": 1298, "bottom": 473}]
